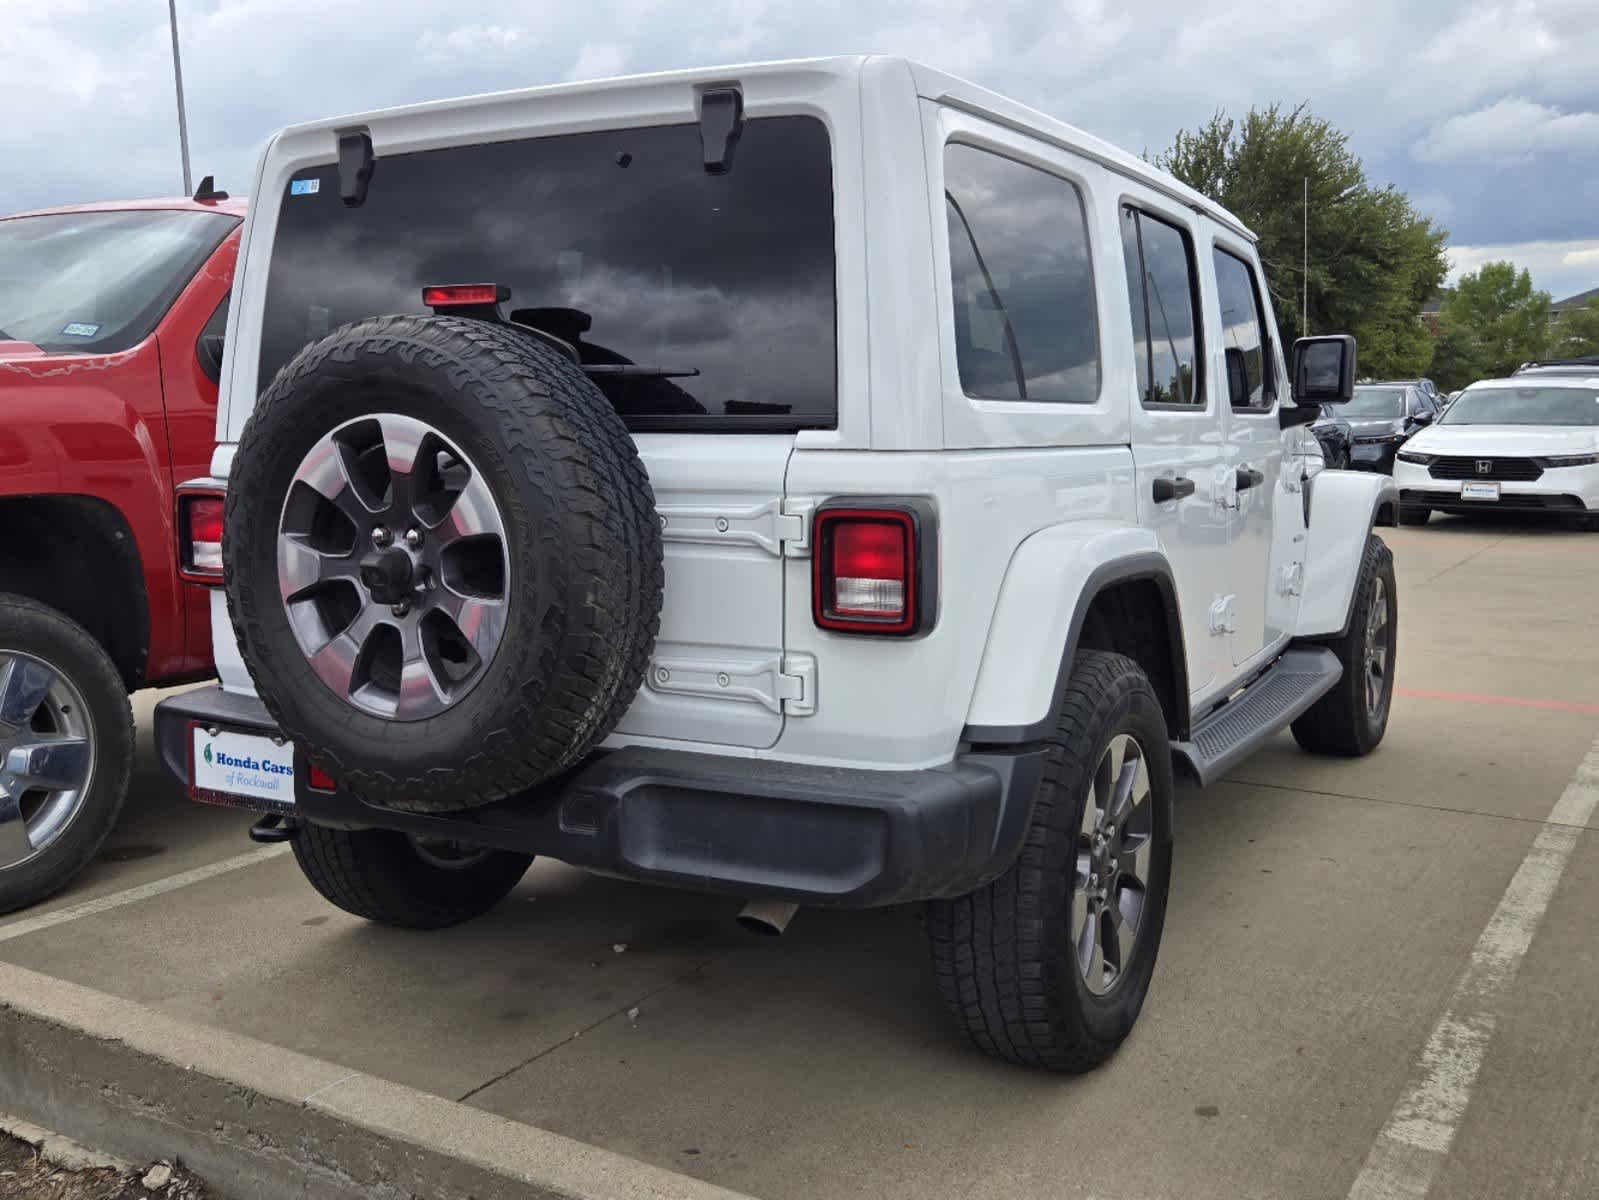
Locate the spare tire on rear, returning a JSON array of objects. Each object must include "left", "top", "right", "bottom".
[{"left": 224, "top": 314, "right": 663, "bottom": 813}]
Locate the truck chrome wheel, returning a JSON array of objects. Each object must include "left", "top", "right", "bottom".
[
  {"left": 277, "top": 414, "right": 511, "bottom": 721},
  {"left": 1074, "top": 733, "right": 1154, "bottom": 997},
  {"left": 1364, "top": 576, "right": 1391, "bottom": 721},
  {"left": 0, "top": 651, "right": 95, "bottom": 870}
]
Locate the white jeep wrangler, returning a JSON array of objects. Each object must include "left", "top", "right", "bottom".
[{"left": 157, "top": 56, "right": 1399, "bottom": 1072}]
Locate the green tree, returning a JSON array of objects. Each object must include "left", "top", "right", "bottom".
[
  {"left": 1158, "top": 104, "right": 1449, "bottom": 378},
  {"left": 1433, "top": 261, "right": 1550, "bottom": 386},
  {"left": 1550, "top": 296, "right": 1599, "bottom": 359}
]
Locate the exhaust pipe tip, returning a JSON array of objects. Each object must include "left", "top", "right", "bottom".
[{"left": 737, "top": 899, "right": 799, "bottom": 937}]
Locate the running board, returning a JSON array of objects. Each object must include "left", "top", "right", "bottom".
[{"left": 1172, "top": 646, "right": 1342, "bottom": 786}]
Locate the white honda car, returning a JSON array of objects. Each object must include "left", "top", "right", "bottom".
[{"left": 1393, "top": 376, "right": 1599, "bottom": 526}]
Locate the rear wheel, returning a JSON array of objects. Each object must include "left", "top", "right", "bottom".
[
  {"left": 1292, "top": 535, "right": 1396, "bottom": 756},
  {"left": 0, "top": 595, "right": 133, "bottom": 914},
  {"left": 292, "top": 822, "right": 533, "bottom": 929},
  {"left": 927, "top": 651, "right": 1173, "bottom": 1072}
]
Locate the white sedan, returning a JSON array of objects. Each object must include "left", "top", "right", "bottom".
[{"left": 1392, "top": 376, "right": 1599, "bottom": 527}]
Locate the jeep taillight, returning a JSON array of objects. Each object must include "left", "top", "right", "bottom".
[
  {"left": 178, "top": 488, "right": 226, "bottom": 583},
  {"left": 812, "top": 504, "right": 936, "bottom": 636}
]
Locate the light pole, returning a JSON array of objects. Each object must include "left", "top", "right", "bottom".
[{"left": 167, "top": 0, "right": 192, "bottom": 195}]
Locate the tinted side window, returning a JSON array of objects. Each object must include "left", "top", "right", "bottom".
[
  {"left": 1212, "top": 246, "right": 1274, "bottom": 410},
  {"left": 944, "top": 143, "right": 1100, "bottom": 404},
  {"left": 1121, "top": 208, "right": 1203, "bottom": 407},
  {"left": 261, "top": 117, "right": 836, "bottom": 431}
]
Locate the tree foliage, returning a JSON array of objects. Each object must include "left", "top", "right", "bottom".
[
  {"left": 1430, "top": 261, "right": 1551, "bottom": 389},
  {"left": 1157, "top": 104, "right": 1449, "bottom": 379},
  {"left": 1550, "top": 297, "right": 1599, "bottom": 360}
]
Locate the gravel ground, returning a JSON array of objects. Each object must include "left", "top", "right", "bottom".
[{"left": 0, "top": 1134, "right": 209, "bottom": 1200}]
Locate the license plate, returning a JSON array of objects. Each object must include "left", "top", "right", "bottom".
[
  {"left": 191, "top": 727, "right": 296, "bottom": 810},
  {"left": 1461, "top": 481, "right": 1500, "bottom": 501}
]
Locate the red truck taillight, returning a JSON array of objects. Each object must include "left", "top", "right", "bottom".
[
  {"left": 178, "top": 487, "right": 227, "bottom": 584},
  {"left": 812, "top": 503, "right": 936, "bottom": 636}
]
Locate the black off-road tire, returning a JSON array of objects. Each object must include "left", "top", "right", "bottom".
[
  {"left": 1292, "top": 534, "right": 1397, "bottom": 756},
  {"left": 927, "top": 651, "right": 1174, "bottom": 1073},
  {"left": 1398, "top": 505, "right": 1431, "bottom": 526},
  {"left": 292, "top": 822, "right": 532, "bottom": 929},
  {"left": 224, "top": 315, "right": 662, "bottom": 812},
  {"left": 0, "top": 595, "right": 134, "bottom": 914}
]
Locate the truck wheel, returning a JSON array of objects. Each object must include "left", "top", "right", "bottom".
[
  {"left": 1398, "top": 506, "right": 1431, "bottom": 526},
  {"left": 1292, "top": 534, "right": 1396, "bottom": 756},
  {"left": 224, "top": 315, "right": 662, "bottom": 813},
  {"left": 292, "top": 822, "right": 532, "bottom": 929},
  {"left": 0, "top": 595, "right": 134, "bottom": 914},
  {"left": 927, "top": 651, "right": 1174, "bottom": 1072}
]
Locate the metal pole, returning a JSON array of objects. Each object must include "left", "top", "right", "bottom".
[
  {"left": 1298, "top": 175, "right": 1311, "bottom": 334},
  {"left": 168, "top": 0, "right": 192, "bottom": 195}
]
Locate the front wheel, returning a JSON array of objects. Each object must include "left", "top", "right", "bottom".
[
  {"left": 292, "top": 822, "right": 533, "bottom": 929},
  {"left": 927, "top": 650, "right": 1174, "bottom": 1072},
  {"left": 1292, "top": 535, "right": 1397, "bottom": 756},
  {"left": 0, "top": 594, "right": 134, "bottom": 914}
]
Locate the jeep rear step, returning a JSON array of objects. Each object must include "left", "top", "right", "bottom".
[{"left": 1171, "top": 646, "right": 1342, "bottom": 785}]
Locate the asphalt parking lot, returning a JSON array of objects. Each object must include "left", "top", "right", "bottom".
[{"left": 4, "top": 515, "right": 1599, "bottom": 1200}]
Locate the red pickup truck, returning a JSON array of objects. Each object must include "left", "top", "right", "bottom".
[{"left": 0, "top": 190, "right": 244, "bottom": 911}]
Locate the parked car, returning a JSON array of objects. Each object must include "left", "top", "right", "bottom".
[
  {"left": 155, "top": 58, "right": 1395, "bottom": 1072},
  {"left": 1342, "top": 381, "right": 1439, "bottom": 473},
  {"left": 1514, "top": 356, "right": 1599, "bottom": 378},
  {"left": 0, "top": 186, "right": 243, "bottom": 912},
  {"left": 1394, "top": 376, "right": 1599, "bottom": 526},
  {"left": 1311, "top": 404, "right": 1354, "bottom": 469}
]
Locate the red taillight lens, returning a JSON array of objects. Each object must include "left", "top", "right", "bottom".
[
  {"left": 306, "top": 765, "right": 337, "bottom": 792},
  {"left": 178, "top": 490, "right": 226, "bottom": 583},
  {"left": 813, "top": 508, "right": 922, "bottom": 635},
  {"left": 422, "top": 283, "right": 505, "bottom": 308}
]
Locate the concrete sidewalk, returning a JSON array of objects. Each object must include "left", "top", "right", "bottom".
[{"left": 4, "top": 516, "right": 1599, "bottom": 1199}]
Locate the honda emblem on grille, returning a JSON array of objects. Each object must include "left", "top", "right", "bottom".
[{"left": 1476, "top": 460, "right": 1493, "bottom": 474}]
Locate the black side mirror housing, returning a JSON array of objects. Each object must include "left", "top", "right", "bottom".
[
  {"left": 1291, "top": 335, "right": 1357, "bottom": 404},
  {"left": 1413, "top": 410, "right": 1434, "bottom": 425},
  {"left": 197, "top": 332, "right": 225, "bottom": 385}
]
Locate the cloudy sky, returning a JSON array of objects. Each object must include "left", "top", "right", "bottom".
[{"left": 5, "top": 0, "right": 1596, "bottom": 300}]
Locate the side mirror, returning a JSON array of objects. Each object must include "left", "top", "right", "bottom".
[
  {"left": 1224, "top": 347, "right": 1249, "bottom": 407},
  {"left": 197, "top": 332, "right": 225, "bottom": 385},
  {"left": 1291, "top": 335, "right": 1357, "bottom": 404},
  {"left": 1413, "top": 410, "right": 1434, "bottom": 425}
]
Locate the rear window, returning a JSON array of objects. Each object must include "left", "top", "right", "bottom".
[
  {"left": 0, "top": 210, "right": 236, "bottom": 355},
  {"left": 259, "top": 116, "right": 837, "bottom": 431}
]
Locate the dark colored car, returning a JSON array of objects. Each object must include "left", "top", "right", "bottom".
[
  {"left": 0, "top": 190, "right": 244, "bottom": 912},
  {"left": 1342, "top": 381, "right": 1439, "bottom": 473},
  {"left": 1310, "top": 404, "right": 1353, "bottom": 468}
]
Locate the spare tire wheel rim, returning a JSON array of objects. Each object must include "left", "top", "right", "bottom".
[
  {"left": 1073, "top": 732, "right": 1154, "bottom": 997},
  {"left": 277, "top": 413, "right": 511, "bottom": 720},
  {"left": 0, "top": 651, "right": 95, "bottom": 870}
]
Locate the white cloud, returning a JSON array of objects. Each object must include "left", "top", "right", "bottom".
[
  {"left": 418, "top": 23, "right": 525, "bottom": 65},
  {"left": 566, "top": 42, "right": 629, "bottom": 83},
  {"left": 1447, "top": 238, "right": 1599, "bottom": 301},
  {"left": 1415, "top": 97, "right": 1599, "bottom": 165}
]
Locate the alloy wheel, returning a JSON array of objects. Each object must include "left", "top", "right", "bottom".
[
  {"left": 0, "top": 651, "right": 95, "bottom": 871},
  {"left": 277, "top": 414, "right": 511, "bottom": 721},
  {"left": 1072, "top": 732, "right": 1155, "bottom": 996},
  {"left": 1364, "top": 576, "right": 1392, "bottom": 720}
]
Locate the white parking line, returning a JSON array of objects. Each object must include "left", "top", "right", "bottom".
[
  {"left": 0, "top": 845, "right": 291, "bottom": 945},
  {"left": 1346, "top": 733, "right": 1599, "bottom": 1200}
]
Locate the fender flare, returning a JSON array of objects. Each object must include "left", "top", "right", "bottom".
[
  {"left": 962, "top": 531, "right": 1189, "bottom": 745},
  {"left": 1296, "top": 470, "right": 1398, "bottom": 640}
]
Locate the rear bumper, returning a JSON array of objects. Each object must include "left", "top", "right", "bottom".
[{"left": 155, "top": 686, "right": 1046, "bottom": 908}]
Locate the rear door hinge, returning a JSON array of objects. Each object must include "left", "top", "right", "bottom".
[
  {"left": 778, "top": 654, "right": 816, "bottom": 716},
  {"left": 780, "top": 497, "right": 813, "bottom": 557}
]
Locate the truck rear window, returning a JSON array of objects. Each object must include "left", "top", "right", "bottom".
[{"left": 259, "top": 116, "right": 837, "bottom": 431}]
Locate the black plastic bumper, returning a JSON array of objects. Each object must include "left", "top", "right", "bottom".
[
  {"left": 1400, "top": 488, "right": 1588, "bottom": 515},
  {"left": 154, "top": 686, "right": 1047, "bottom": 908},
  {"left": 1350, "top": 442, "right": 1400, "bottom": 473}
]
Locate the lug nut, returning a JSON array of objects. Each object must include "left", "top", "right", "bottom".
[
  {"left": 371, "top": 526, "right": 392, "bottom": 547},
  {"left": 405, "top": 528, "right": 423, "bottom": 549},
  {"left": 391, "top": 602, "right": 410, "bottom": 617}
]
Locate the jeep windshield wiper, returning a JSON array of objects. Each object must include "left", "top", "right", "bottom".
[{"left": 581, "top": 364, "right": 701, "bottom": 378}]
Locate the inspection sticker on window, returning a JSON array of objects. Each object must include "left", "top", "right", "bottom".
[
  {"left": 192, "top": 728, "right": 296, "bottom": 810},
  {"left": 60, "top": 322, "right": 100, "bottom": 337},
  {"left": 290, "top": 178, "right": 320, "bottom": 196}
]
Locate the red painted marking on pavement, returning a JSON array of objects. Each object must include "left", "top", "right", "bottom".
[{"left": 1397, "top": 687, "right": 1599, "bottom": 715}]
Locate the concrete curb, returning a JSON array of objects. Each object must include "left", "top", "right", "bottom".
[{"left": 0, "top": 963, "right": 754, "bottom": 1200}]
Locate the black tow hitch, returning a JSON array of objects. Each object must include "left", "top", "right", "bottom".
[{"left": 249, "top": 814, "right": 304, "bottom": 844}]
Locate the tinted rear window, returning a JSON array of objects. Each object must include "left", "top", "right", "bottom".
[{"left": 259, "top": 117, "right": 837, "bottom": 430}]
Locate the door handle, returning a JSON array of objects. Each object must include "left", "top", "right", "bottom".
[
  {"left": 1152, "top": 476, "right": 1196, "bottom": 502},
  {"left": 1235, "top": 466, "right": 1266, "bottom": 491}
]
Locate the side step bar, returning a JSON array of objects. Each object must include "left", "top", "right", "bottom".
[{"left": 1172, "top": 646, "right": 1342, "bottom": 786}]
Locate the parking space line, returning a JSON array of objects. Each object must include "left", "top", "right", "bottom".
[
  {"left": 0, "top": 845, "right": 290, "bottom": 945},
  {"left": 1346, "top": 731, "right": 1599, "bottom": 1200},
  {"left": 1396, "top": 687, "right": 1599, "bottom": 716}
]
